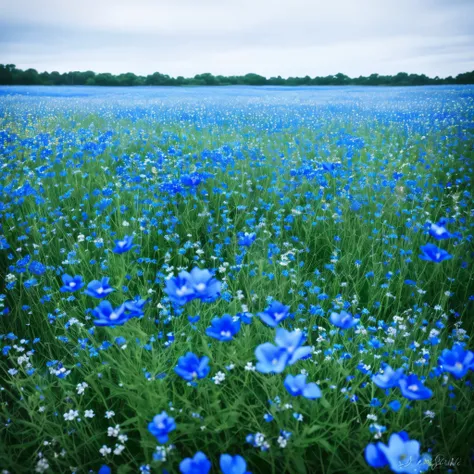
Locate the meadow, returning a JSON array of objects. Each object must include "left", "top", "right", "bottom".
[{"left": 0, "top": 85, "right": 473, "bottom": 474}]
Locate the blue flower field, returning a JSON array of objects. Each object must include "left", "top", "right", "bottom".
[{"left": 0, "top": 85, "right": 473, "bottom": 474}]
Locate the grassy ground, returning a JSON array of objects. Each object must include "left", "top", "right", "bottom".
[{"left": 0, "top": 86, "right": 473, "bottom": 473}]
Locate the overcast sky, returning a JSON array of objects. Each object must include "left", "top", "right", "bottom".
[{"left": 0, "top": 0, "right": 473, "bottom": 78}]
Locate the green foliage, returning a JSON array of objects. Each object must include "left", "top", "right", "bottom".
[{"left": 1, "top": 64, "right": 473, "bottom": 86}]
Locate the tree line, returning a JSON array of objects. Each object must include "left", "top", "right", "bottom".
[{"left": 1, "top": 64, "right": 473, "bottom": 87}]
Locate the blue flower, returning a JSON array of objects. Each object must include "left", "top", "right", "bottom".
[
  {"left": 428, "top": 219, "right": 452, "bottom": 240},
  {"left": 284, "top": 374, "right": 322, "bottom": 399},
  {"left": 372, "top": 366, "right": 405, "bottom": 389},
  {"left": 329, "top": 311, "right": 359, "bottom": 330},
  {"left": 175, "top": 352, "right": 210, "bottom": 381},
  {"left": 438, "top": 344, "right": 474, "bottom": 379},
  {"left": 258, "top": 301, "right": 290, "bottom": 327},
  {"left": 365, "top": 431, "right": 431, "bottom": 473},
  {"left": 388, "top": 400, "right": 402, "bottom": 412},
  {"left": 0, "top": 235, "right": 10, "bottom": 250},
  {"left": 165, "top": 271, "right": 195, "bottom": 305},
  {"left": 275, "top": 328, "right": 312, "bottom": 364},
  {"left": 112, "top": 235, "right": 134, "bottom": 253},
  {"left": 189, "top": 267, "right": 221, "bottom": 302},
  {"left": 220, "top": 454, "right": 249, "bottom": 474},
  {"left": 60, "top": 274, "right": 84, "bottom": 292},
  {"left": 98, "top": 466, "right": 111, "bottom": 474},
  {"left": 124, "top": 297, "right": 148, "bottom": 317},
  {"left": 92, "top": 301, "right": 129, "bottom": 326},
  {"left": 255, "top": 343, "right": 290, "bottom": 374},
  {"left": 84, "top": 277, "right": 115, "bottom": 298},
  {"left": 148, "top": 411, "right": 176, "bottom": 443},
  {"left": 398, "top": 374, "right": 432, "bottom": 400},
  {"left": 179, "top": 451, "right": 211, "bottom": 474},
  {"left": 28, "top": 260, "right": 46, "bottom": 275},
  {"left": 419, "top": 244, "right": 452, "bottom": 263},
  {"left": 238, "top": 232, "right": 257, "bottom": 247},
  {"left": 165, "top": 268, "right": 221, "bottom": 305},
  {"left": 255, "top": 329, "right": 312, "bottom": 374},
  {"left": 205, "top": 314, "right": 240, "bottom": 341}
]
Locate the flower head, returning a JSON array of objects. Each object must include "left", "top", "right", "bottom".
[
  {"left": 85, "top": 277, "right": 115, "bottom": 298},
  {"left": 205, "top": 314, "right": 240, "bottom": 341},
  {"left": 238, "top": 232, "right": 257, "bottom": 247},
  {"left": 148, "top": 411, "right": 176, "bottom": 443},
  {"left": 372, "top": 365, "right": 404, "bottom": 389},
  {"left": 113, "top": 235, "right": 134, "bottom": 254},
  {"left": 189, "top": 267, "right": 221, "bottom": 302},
  {"left": 258, "top": 301, "right": 290, "bottom": 328},
  {"left": 428, "top": 218, "right": 451, "bottom": 240},
  {"left": 165, "top": 271, "right": 195, "bottom": 305},
  {"left": 365, "top": 431, "right": 431, "bottom": 473},
  {"left": 60, "top": 274, "right": 84, "bottom": 292},
  {"left": 284, "top": 374, "right": 321, "bottom": 399},
  {"left": 175, "top": 352, "right": 210, "bottom": 381},
  {"left": 124, "top": 297, "right": 148, "bottom": 318},
  {"left": 398, "top": 374, "right": 432, "bottom": 400},
  {"left": 255, "top": 343, "right": 290, "bottom": 374},
  {"left": 179, "top": 451, "right": 211, "bottom": 474},
  {"left": 419, "top": 244, "right": 452, "bottom": 263},
  {"left": 275, "top": 328, "right": 312, "bottom": 364},
  {"left": 438, "top": 344, "right": 474, "bottom": 379},
  {"left": 92, "top": 301, "right": 130, "bottom": 327},
  {"left": 220, "top": 454, "right": 249, "bottom": 474},
  {"left": 329, "top": 310, "right": 359, "bottom": 330}
]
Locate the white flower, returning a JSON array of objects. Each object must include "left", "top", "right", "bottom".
[
  {"left": 277, "top": 436, "right": 287, "bottom": 448},
  {"left": 76, "top": 382, "right": 88, "bottom": 395},
  {"left": 99, "top": 445, "right": 112, "bottom": 457},
  {"left": 84, "top": 410, "right": 95, "bottom": 418},
  {"left": 105, "top": 410, "right": 115, "bottom": 419},
  {"left": 118, "top": 434, "right": 128, "bottom": 443},
  {"left": 244, "top": 362, "right": 256, "bottom": 371},
  {"left": 212, "top": 371, "right": 226, "bottom": 385},
  {"left": 113, "top": 444, "right": 125, "bottom": 455},
  {"left": 108, "top": 425, "right": 120, "bottom": 437},
  {"left": 63, "top": 410, "right": 79, "bottom": 421},
  {"left": 35, "top": 458, "right": 50, "bottom": 473}
]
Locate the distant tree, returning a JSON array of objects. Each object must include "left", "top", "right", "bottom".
[
  {"left": 456, "top": 71, "right": 474, "bottom": 84},
  {"left": 1, "top": 64, "right": 473, "bottom": 87},
  {"left": 243, "top": 73, "right": 267, "bottom": 85},
  {"left": 194, "top": 73, "right": 219, "bottom": 85},
  {"left": 0, "top": 64, "right": 16, "bottom": 84}
]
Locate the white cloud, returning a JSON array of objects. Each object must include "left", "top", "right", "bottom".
[{"left": 0, "top": 0, "right": 473, "bottom": 76}]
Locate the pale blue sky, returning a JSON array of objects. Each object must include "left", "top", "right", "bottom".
[{"left": 0, "top": 0, "right": 473, "bottom": 77}]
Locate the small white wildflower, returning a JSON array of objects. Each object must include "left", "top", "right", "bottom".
[
  {"left": 99, "top": 445, "right": 112, "bottom": 457},
  {"left": 76, "top": 382, "right": 88, "bottom": 395},
  {"left": 277, "top": 436, "right": 287, "bottom": 448},
  {"left": 63, "top": 410, "right": 79, "bottom": 421},
  {"left": 212, "top": 371, "right": 226, "bottom": 385},
  {"left": 84, "top": 410, "right": 95, "bottom": 418},
  {"left": 105, "top": 410, "right": 115, "bottom": 419},
  {"left": 244, "top": 362, "right": 256, "bottom": 371},
  {"left": 35, "top": 457, "right": 50, "bottom": 473},
  {"left": 108, "top": 425, "right": 120, "bottom": 437},
  {"left": 113, "top": 444, "right": 125, "bottom": 455}
]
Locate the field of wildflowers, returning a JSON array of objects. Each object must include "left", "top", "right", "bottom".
[{"left": 0, "top": 85, "right": 473, "bottom": 474}]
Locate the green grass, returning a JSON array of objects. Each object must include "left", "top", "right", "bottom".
[{"left": 0, "top": 87, "right": 473, "bottom": 474}]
